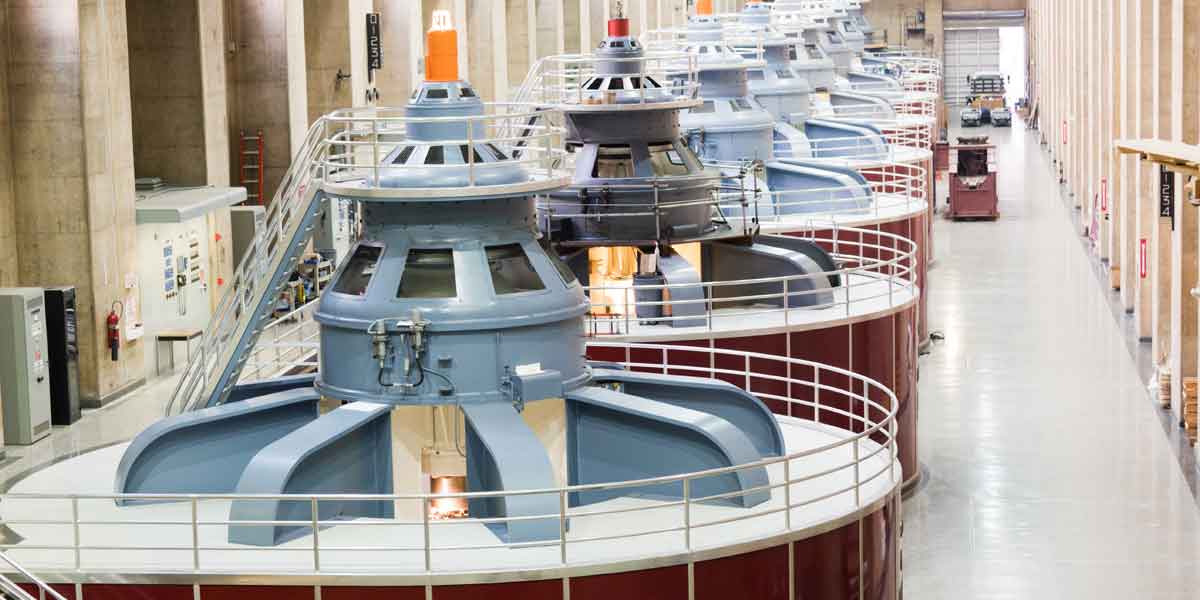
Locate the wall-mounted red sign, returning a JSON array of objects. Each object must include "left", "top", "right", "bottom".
[
  {"left": 1100, "top": 177, "right": 1108, "bottom": 213},
  {"left": 1139, "top": 238, "right": 1148, "bottom": 279}
]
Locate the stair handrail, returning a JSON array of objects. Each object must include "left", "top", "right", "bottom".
[
  {"left": 0, "top": 550, "right": 68, "bottom": 600},
  {"left": 510, "top": 56, "right": 548, "bottom": 106},
  {"left": 165, "top": 117, "right": 330, "bottom": 416}
]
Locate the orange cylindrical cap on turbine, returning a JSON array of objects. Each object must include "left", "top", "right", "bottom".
[
  {"left": 426, "top": 10, "right": 459, "bottom": 82},
  {"left": 696, "top": 0, "right": 714, "bottom": 15}
]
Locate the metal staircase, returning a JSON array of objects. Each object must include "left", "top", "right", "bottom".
[{"left": 165, "top": 119, "right": 330, "bottom": 415}]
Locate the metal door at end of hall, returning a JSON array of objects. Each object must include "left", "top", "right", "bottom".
[{"left": 944, "top": 28, "right": 1000, "bottom": 107}]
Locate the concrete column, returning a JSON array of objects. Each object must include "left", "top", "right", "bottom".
[
  {"left": 1118, "top": 0, "right": 1137, "bottom": 307},
  {"left": 226, "top": 0, "right": 306, "bottom": 202},
  {"left": 198, "top": 0, "right": 231, "bottom": 188},
  {"left": 1135, "top": 0, "right": 1154, "bottom": 340},
  {"left": 530, "top": 0, "right": 540, "bottom": 67},
  {"left": 372, "top": 0, "right": 424, "bottom": 105},
  {"left": 536, "top": 0, "right": 565, "bottom": 60},
  {"left": 1082, "top": 0, "right": 1094, "bottom": 224},
  {"left": 304, "top": 0, "right": 372, "bottom": 125},
  {"left": 1055, "top": 0, "right": 1066, "bottom": 175},
  {"left": 579, "top": 0, "right": 591, "bottom": 51},
  {"left": 563, "top": 0, "right": 580, "bottom": 53},
  {"left": 1104, "top": 0, "right": 1113, "bottom": 267},
  {"left": 1080, "top": 0, "right": 1089, "bottom": 208},
  {"left": 0, "top": 4, "right": 16, "bottom": 286},
  {"left": 80, "top": 0, "right": 143, "bottom": 401},
  {"left": 466, "top": 0, "right": 508, "bottom": 101},
  {"left": 1092, "top": 0, "right": 1105, "bottom": 253},
  {"left": 1191, "top": 0, "right": 1200, "bottom": 438},
  {"left": 1058, "top": 0, "right": 1066, "bottom": 167},
  {"left": 127, "top": 0, "right": 206, "bottom": 184},
  {"left": 632, "top": 0, "right": 647, "bottom": 37},
  {"left": 1151, "top": 0, "right": 1172, "bottom": 363},
  {"left": 506, "top": 0, "right": 534, "bottom": 93},
  {"left": 1169, "top": 0, "right": 1199, "bottom": 418}
]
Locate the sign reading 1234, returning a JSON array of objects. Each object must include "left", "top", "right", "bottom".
[
  {"left": 1160, "top": 165, "right": 1175, "bottom": 229},
  {"left": 367, "top": 13, "right": 383, "bottom": 72}
]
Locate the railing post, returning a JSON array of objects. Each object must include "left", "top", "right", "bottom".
[
  {"left": 743, "top": 354, "right": 751, "bottom": 393},
  {"left": 706, "top": 293, "right": 713, "bottom": 332},
  {"left": 468, "top": 118, "right": 476, "bottom": 187},
  {"left": 544, "top": 117, "right": 552, "bottom": 179},
  {"left": 559, "top": 489, "right": 569, "bottom": 565},
  {"left": 423, "top": 496, "right": 433, "bottom": 572},
  {"left": 71, "top": 498, "right": 80, "bottom": 570},
  {"left": 191, "top": 497, "right": 200, "bottom": 570},
  {"left": 682, "top": 478, "right": 691, "bottom": 552},
  {"left": 814, "top": 368, "right": 821, "bottom": 423},
  {"left": 311, "top": 497, "right": 320, "bottom": 571},
  {"left": 853, "top": 438, "right": 861, "bottom": 508},
  {"left": 783, "top": 458, "right": 792, "bottom": 531},
  {"left": 624, "top": 287, "right": 631, "bottom": 335},
  {"left": 845, "top": 262, "right": 852, "bottom": 317},
  {"left": 783, "top": 278, "right": 789, "bottom": 328},
  {"left": 372, "top": 117, "right": 380, "bottom": 187},
  {"left": 890, "top": 401, "right": 897, "bottom": 483}
]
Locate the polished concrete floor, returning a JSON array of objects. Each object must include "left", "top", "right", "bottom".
[{"left": 902, "top": 120, "right": 1200, "bottom": 598}]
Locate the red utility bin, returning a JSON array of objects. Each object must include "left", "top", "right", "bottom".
[{"left": 947, "top": 142, "right": 999, "bottom": 220}]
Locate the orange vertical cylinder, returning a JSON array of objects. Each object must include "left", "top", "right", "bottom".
[{"left": 426, "top": 28, "right": 458, "bottom": 82}]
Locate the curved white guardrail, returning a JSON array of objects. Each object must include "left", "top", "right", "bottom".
[
  {"left": 714, "top": 161, "right": 927, "bottom": 227},
  {"left": 584, "top": 226, "right": 917, "bottom": 336},
  {"left": 0, "top": 344, "right": 897, "bottom": 576},
  {"left": 515, "top": 50, "right": 701, "bottom": 110},
  {"left": 231, "top": 223, "right": 917, "bottom": 380},
  {"left": 773, "top": 125, "right": 933, "bottom": 159}
]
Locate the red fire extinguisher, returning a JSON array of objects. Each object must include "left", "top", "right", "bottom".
[{"left": 107, "top": 301, "right": 122, "bottom": 361}]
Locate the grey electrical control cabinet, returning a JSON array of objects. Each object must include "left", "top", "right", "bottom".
[
  {"left": 230, "top": 205, "right": 265, "bottom": 267},
  {"left": 0, "top": 288, "right": 53, "bottom": 445}
]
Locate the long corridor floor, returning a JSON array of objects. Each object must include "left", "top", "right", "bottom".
[{"left": 902, "top": 123, "right": 1200, "bottom": 598}]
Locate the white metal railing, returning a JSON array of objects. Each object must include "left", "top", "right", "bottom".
[
  {"left": 774, "top": 126, "right": 931, "bottom": 159},
  {"left": 166, "top": 104, "right": 572, "bottom": 416},
  {"left": 534, "top": 173, "right": 741, "bottom": 231},
  {"left": 319, "top": 104, "right": 570, "bottom": 194},
  {"left": 716, "top": 162, "right": 927, "bottom": 225},
  {"left": 839, "top": 77, "right": 904, "bottom": 95},
  {"left": 237, "top": 301, "right": 320, "bottom": 383},
  {"left": 900, "top": 72, "right": 941, "bottom": 95},
  {"left": 825, "top": 91, "right": 937, "bottom": 122},
  {"left": 517, "top": 51, "right": 701, "bottom": 110},
  {"left": 811, "top": 107, "right": 936, "bottom": 151},
  {"left": 584, "top": 226, "right": 916, "bottom": 336},
  {"left": 0, "top": 344, "right": 897, "bottom": 576},
  {"left": 233, "top": 223, "right": 918, "bottom": 375},
  {"left": 883, "top": 55, "right": 943, "bottom": 78}
]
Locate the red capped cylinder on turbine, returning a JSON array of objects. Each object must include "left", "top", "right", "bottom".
[{"left": 608, "top": 17, "right": 631, "bottom": 37}]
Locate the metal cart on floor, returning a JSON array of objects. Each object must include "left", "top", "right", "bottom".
[{"left": 947, "top": 137, "right": 999, "bottom": 220}]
